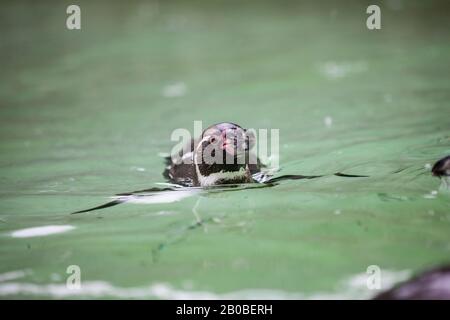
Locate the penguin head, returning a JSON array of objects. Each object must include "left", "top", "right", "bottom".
[
  {"left": 194, "top": 122, "right": 255, "bottom": 179},
  {"left": 201, "top": 122, "right": 254, "bottom": 156}
]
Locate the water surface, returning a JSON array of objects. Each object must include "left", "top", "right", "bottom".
[{"left": 0, "top": 0, "right": 450, "bottom": 299}]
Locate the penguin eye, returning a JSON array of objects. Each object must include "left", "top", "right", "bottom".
[{"left": 209, "top": 136, "right": 218, "bottom": 144}]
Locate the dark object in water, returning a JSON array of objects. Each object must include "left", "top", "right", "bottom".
[
  {"left": 432, "top": 155, "right": 450, "bottom": 177},
  {"left": 374, "top": 265, "right": 450, "bottom": 300},
  {"left": 164, "top": 122, "right": 260, "bottom": 187},
  {"left": 71, "top": 199, "right": 123, "bottom": 214},
  {"left": 334, "top": 172, "right": 369, "bottom": 178}
]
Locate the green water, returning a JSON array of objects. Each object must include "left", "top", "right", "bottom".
[{"left": 1, "top": 0, "right": 450, "bottom": 299}]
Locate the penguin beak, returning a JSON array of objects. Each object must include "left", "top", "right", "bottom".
[
  {"left": 220, "top": 139, "right": 236, "bottom": 156},
  {"left": 218, "top": 128, "right": 248, "bottom": 157}
]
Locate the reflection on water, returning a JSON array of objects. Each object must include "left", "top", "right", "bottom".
[
  {"left": 439, "top": 177, "right": 450, "bottom": 192},
  {"left": 0, "top": 269, "right": 410, "bottom": 299},
  {"left": 11, "top": 225, "right": 75, "bottom": 238},
  {"left": 70, "top": 172, "right": 366, "bottom": 214}
]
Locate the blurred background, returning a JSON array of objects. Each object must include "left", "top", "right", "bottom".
[{"left": 0, "top": 0, "right": 449, "bottom": 299}]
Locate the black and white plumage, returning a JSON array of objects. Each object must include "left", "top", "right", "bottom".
[{"left": 163, "top": 122, "right": 262, "bottom": 187}]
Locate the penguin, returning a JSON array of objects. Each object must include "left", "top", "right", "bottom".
[
  {"left": 432, "top": 155, "right": 450, "bottom": 178},
  {"left": 163, "top": 122, "right": 262, "bottom": 187},
  {"left": 431, "top": 155, "right": 450, "bottom": 189}
]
